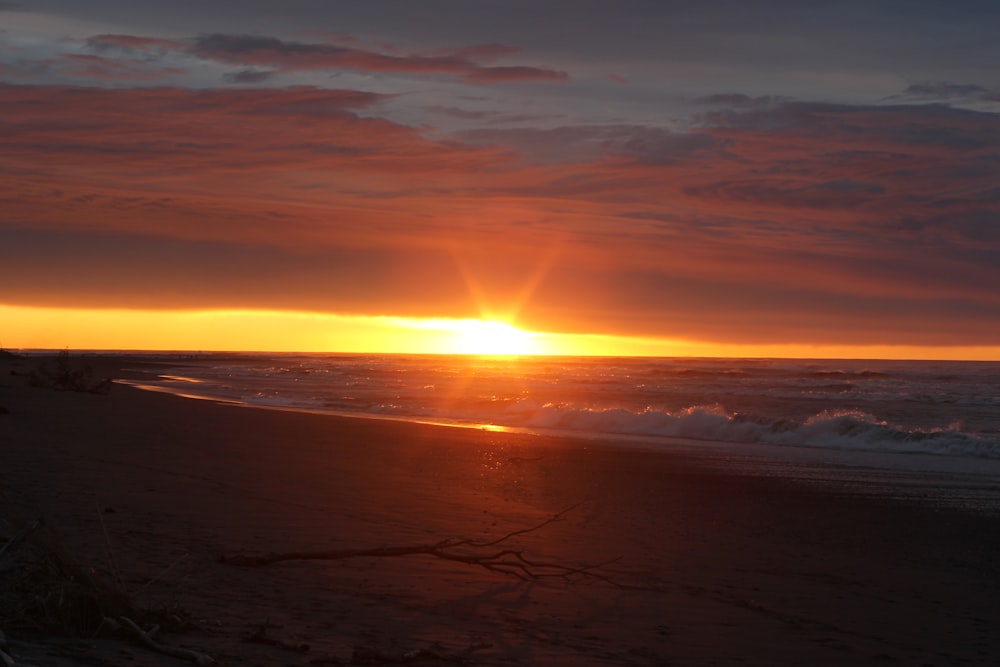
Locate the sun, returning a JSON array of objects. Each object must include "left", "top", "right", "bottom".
[{"left": 448, "top": 319, "right": 539, "bottom": 356}]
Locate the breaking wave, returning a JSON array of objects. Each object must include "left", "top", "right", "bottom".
[{"left": 509, "top": 403, "right": 1000, "bottom": 459}]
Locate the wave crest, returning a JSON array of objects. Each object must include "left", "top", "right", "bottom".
[{"left": 511, "top": 403, "right": 1000, "bottom": 459}]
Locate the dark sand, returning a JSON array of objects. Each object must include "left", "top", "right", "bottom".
[{"left": 2, "top": 355, "right": 1000, "bottom": 666}]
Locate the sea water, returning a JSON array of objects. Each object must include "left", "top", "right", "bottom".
[{"left": 125, "top": 354, "right": 1000, "bottom": 462}]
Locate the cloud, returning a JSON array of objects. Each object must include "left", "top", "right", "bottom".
[
  {"left": 59, "top": 53, "right": 186, "bottom": 81},
  {"left": 692, "top": 93, "right": 784, "bottom": 108},
  {"left": 0, "top": 226, "right": 479, "bottom": 315},
  {"left": 189, "top": 32, "right": 568, "bottom": 83},
  {"left": 66, "top": 32, "right": 569, "bottom": 85},
  {"left": 0, "top": 82, "right": 512, "bottom": 245},
  {"left": 888, "top": 81, "right": 997, "bottom": 102},
  {"left": 460, "top": 124, "right": 720, "bottom": 164},
  {"left": 2, "top": 83, "right": 998, "bottom": 346},
  {"left": 463, "top": 65, "right": 568, "bottom": 83},
  {"left": 224, "top": 68, "right": 276, "bottom": 84},
  {"left": 86, "top": 33, "right": 185, "bottom": 53}
]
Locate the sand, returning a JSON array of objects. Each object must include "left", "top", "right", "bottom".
[{"left": 2, "top": 354, "right": 1000, "bottom": 666}]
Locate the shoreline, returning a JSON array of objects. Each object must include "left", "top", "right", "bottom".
[
  {"left": 3, "top": 354, "right": 1000, "bottom": 665},
  {"left": 114, "top": 356, "right": 1000, "bottom": 515}
]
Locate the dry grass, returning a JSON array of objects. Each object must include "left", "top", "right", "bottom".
[{"left": 0, "top": 509, "right": 131, "bottom": 637}]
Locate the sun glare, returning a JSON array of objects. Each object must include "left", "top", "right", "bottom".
[{"left": 447, "top": 319, "right": 539, "bottom": 356}]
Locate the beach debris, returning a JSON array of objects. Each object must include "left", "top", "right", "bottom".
[
  {"left": 243, "top": 619, "right": 310, "bottom": 654},
  {"left": 0, "top": 515, "right": 131, "bottom": 637},
  {"left": 26, "top": 350, "right": 112, "bottom": 394},
  {"left": 220, "top": 503, "right": 623, "bottom": 585},
  {"left": 350, "top": 640, "right": 492, "bottom": 665},
  {"left": 1, "top": 510, "right": 206, "bottom": 666},
  {"left": 102, "top": 616, "right": 214, "bottom": 665}
]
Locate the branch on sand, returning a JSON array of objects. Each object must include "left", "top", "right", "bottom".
[
  {"left": 351, "top": 641, "right": 493, "bottom": 665},
  {"left": 102, "top": 616, "right": 213, "bottom": 666},
  {"left": 220, "top": 503, "right": 623, "bottom": 585}
]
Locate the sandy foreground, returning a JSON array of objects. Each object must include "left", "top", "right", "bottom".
[{"left": 2, "top": 355, "right": 1000, "bottom": 666}]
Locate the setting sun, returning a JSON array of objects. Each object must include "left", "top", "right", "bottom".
[{"left": 446, "top": 319, "right": 539, "bottom": 356}]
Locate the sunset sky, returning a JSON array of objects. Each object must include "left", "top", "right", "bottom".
[{"left": 2, "top": 1, "right": 999, "bottom": 358}]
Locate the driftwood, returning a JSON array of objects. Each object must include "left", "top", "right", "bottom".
[
  {"left": 243, "top": 620, "right": 310, "bottom": 654},
  {"left": 351, "top": 641, "right": 492, "bottom": 665},
  {"left": 1, "top": 511, "right": 207, "bottom": 665},
  {"left": 102, "top": 616, "right": 213, "bottom": 666},
  {"left": 220, "top": 504, "right": 622, "bottom": 584}
]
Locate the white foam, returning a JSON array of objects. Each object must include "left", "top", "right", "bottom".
[{"left": 508, "top": 403, "right": 1000, "bottom": 459}]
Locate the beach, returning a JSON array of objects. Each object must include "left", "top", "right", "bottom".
[{"left": 2, "top": 355, "right": 1000, "bottom": 666}]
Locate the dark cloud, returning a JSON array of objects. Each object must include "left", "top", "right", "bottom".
[
  {"left": 602, "top": 127, "right": 719, "bottom": 165},
  {"left": 224, "top": 68, "right": 276, "bottom": 84},
  {"left": 59, "top": 53, "right": 185, "bottom": 82},
  {"left": 682, "top": 178, "right": 887, "bottom": 211},
  {"left": 189, "top": 32, "right": 568, "bottom": 83},
  {"left": 521, "top": 248, "right": 1000, "bottom": 346},
  {"left": 889, "top": 81, "right": 996, "bottom": 102},
  {"left": 693, "top": 93, "right": 785, "bottom": 108},
  {"left": 464, "top": 65, "right": 568, "bottom": 83},
  {"left": 703, "top": 101, "right": 1000, "bottom": 151},
  {"left": 0, "top": 226, "right": 475, "bottom": 315},
  {"left": 86, "top": 33, "right": 184, "bottom": 54},
  {"left": 424, "top": 105, "right": 496, "bottom": 120},
  {"left": 66, "top": 31, "right": 569, "bottom": 85},
  {"left": 460, "top": 124, "right": 718, "bottom": 164}
]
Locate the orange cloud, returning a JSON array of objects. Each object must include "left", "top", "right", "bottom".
[{"left": 1, "top": 85, "right": 998, "bottom": 349}]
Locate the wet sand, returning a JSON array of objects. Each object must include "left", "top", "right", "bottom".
[{"left": 2, "top": 354, "right": 1000, "bottom": 665}]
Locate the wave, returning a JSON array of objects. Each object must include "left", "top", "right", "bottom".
[{"left": 508, "top": 403, "right": 1000, "bottom": 459}]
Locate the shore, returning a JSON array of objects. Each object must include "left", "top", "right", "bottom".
[{"left": 2, "top": 354, "right": 1000, "bottom": 666}]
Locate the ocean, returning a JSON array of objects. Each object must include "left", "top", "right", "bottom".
[{"left": 122, "top": 354, "right": 1000, "bottom": 467}]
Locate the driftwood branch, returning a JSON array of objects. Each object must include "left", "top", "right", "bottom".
[
  {"left": 351, "top": 641, "right": 492, "bottom": 665},
  {"left": 103, "top": 616, "right": 213, "bottom": 666},
  {"left": 243, "top": 620, "right": 310, "bottom": 654},
  {"left": 220, "top": 504, "right": 622, "bottom": 584}
]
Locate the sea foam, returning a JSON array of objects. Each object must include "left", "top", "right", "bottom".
[{"left": 511, "top": 403, "right": 1000, "bottom": 459}]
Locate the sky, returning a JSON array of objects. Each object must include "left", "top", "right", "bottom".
[{"left": 1, "top": 1, "right": 999, "bottom": 358}]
